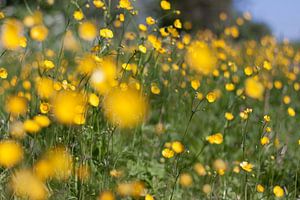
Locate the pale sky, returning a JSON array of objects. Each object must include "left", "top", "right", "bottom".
[{"left": 235, "top": 0, "right": 300, "bottom": 41}]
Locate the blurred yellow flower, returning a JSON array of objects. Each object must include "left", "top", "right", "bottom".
[
  {"left": 1, "top": 19, "right": 24, "bottom": 50},
  {"left": 287, "top": 107, "right": 296, "bottom": 117},
  {"left": 179, "top": 173, "right": 193, "bottom": 187},
  {"left": 51, "top": 91, "right": 87, "bottom": 125},
  {"left": 225, "top": 112, "right": 234, "bottom": 121},
  {"left": 0, "top": 67, "right": 8, "bottom": 79},
  {"left": 98, "top": 191, "right": 115, "bottom": 200},
  {"left": 206, "top": 133, "right": 223, "bottom": 144},
  {"left": 78, "top": 21, "right": 97, "bottom": 41},
  {"left": 30, "top": 25, "right": 48, "bottom": 42},
  {"left": 10, "top": 169, "right": 49, "bottom": 200},
  {"left": 5, "top": 96, "right": 28, "bottom": 116},
  {"left": 100, "top": 28, "right": 114, "bottom": 39},
  {"left": 24, "top": 119, "right": 41, "bottom": 134},
  {"left": 73, "top": 10, "right": 84, "bottom": 21},
  {"left": 245, "top": 77, "right": 264, "bottom": 100},
  {"left": 206, "top": 91, "right": 217, "bottom": 103},
  {"left": 0, "top": 140, "right": 23, "bottom": 168},
  {"left": 240, "top": 161, "right": 254, "bottom": 172},
  {"left": 171, "top": 141, "right": 184, "bottom": 153},
  {"left": 186, "top": 41, "right": 217, "bottom": 75},
  {"left": 273, "top": 185, "right": 284, "bottom": 198},
  {"left": 118, "top": 0, "right": 133, "bottom": 10},
  {"left": 260, "top": 136, "right": 270, "bottom": 146},
  {"left": 160, "top": 0, "right": 171, "bottom": 10},
  {"left": 103, "top": 88, "right": 148, "bottom": 128},
  {"left": 162, "top": 148, "right": 174, "bottom": 158},
  {"left": 89, "top": 93, "right": 100, "bottom": 107},
  {"left": 256, "top": 184, "right": 265, "bottom": 193}
]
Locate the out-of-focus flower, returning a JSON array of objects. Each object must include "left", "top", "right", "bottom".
[
  {"left": 1, "top": 19, "right": 24, "bottom": 50},
  {"left": 5, "top": 96, "right": 28, "bottom": 116},
  {"left": 185, "top": 41, "right": 217, "bottom": 75},
  {"left": 78, "top": 21, "right": 97, "bottom": 41},
  {"left": 103, "top": 87, "right": 148, "bottom": 128},
  {"left": 10, "top": 169, "right": 49, "bottom": 200},
  {"left": 206, "top": 133, "right": 223, "bottom": 144},
  {"left": 0, "top": 140, "right": 23, "bottom": 168},
  {"left": 245, "top": 77, "right": 264, "bottom": 100},
  {"left": 51, "top": 91, "right": 87, "bottom": 125}
]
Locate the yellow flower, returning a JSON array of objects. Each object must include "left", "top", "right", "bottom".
[
  {"left": 256, "top": 184, "right": 265, "bottom": 193},
  {"left": 225, "top": 83, "right": 235, "bottom": 91},
  {"left": 202, "top": 184, "right": 212, "bottom": 194},
  {"left": 263, "top": 115, "right": 271, "bottom": 122},
  {"left": 139, "top": 24, "right": 147, "bottom": 32},
  {"left": 260, "top": 136, "right": 270, "bottom": 146},
  {"left": 194, "top": 163, "right": 206, "bottom": 176},
  {"left": 287, "top": 107, "right": 296, "bottom": 117},
  {"left": 36, "top": 78, "right": 55, "bottom": 99},
  {"left": 24, "top": 119, "right": 41, "bottom": 134},
  {"left": 213, "top": 159, "right": 227, "bottom": 175},
  {"left": 138, "top": 45, "right": 147, "bottom": 53},
  {"left": 160, "top": 0, "right": 171, "bottom": 10},
  {"left": 73, "top": 10, "right": 84, "bottom": 21},
  {"left": 263, "top": 61, "right": 272, "bottom": 70},
  {"left": 98, "top": 191, "right": 115, "bottom": 200},
  {"left": 78, "top": 21, "right": 97, "bottom": 41},
  {"left": 191, "top": 79, "right": 200, "bottom": 90},
  {"left": 245, "top": 77, "right": 264, "bottom": 100},
  {"left": 171, "top": 141, "right": 184, "bottom": 153},
  {"left": 179, "top": 173, "right": 193, "bottom": 187},
  {"left": 1, "top": 19, "right": 24, "bottom": 50},
  {"left": 89, "top": 93, "right": 100, "bottom": 107},
  {"left": 283, "top": 95, "right": 291, "bottom": 104},
  {"left": 90, "top": 57, "right": 117, "bottom": 94},
  {"left": 103, "top": 88, "right": 148, "bottom": 128},
  {"left": 274, "top": 80, "right": 282, "bottom": 89},
  {"left": 40, "top": 102, "right": 50, "bottom": 114},
  {"left": 51, "top": 91, "right": 87, "bottom": 125},
  {"left": 206, "top": 133, "right": 223, "bottom": 144},
  {"left": 273, "top": 185, "right": 284, "bottom": 198},
  {"left": 43, "top": 59, "right": 55, "bottom": 70},
  {"left": 145, "top": 194, "right": 154, "bottom": 200},
  {"left": 185, "top": 41, "right": 217, "bottom": 75},
  {"left": 151, "top": 83, "right": 161, "bottom": 95},
  {"left": 174, "top": 19, "right": 182, "bottom": 29},
  {"left": 30, "top": 25, "right": 48, "bottom": 42},
  {"left": 34, "top": 159, "right": 53, "bottom": 181},
  {"left": 10, "top": 169, "right": 49, "bottom": 200},
  {"left": 5, "top": 96, "right": 28, "bottom": 116},
  {"left": 244, "top": 66, "right": 253, "bottom": 76},
  {"left": 0, "top": 11, "right": 5, "bottom": 19},
  {"left": 239, "top": 161, "right": 254, "bottom": 172},
  {"left": 100, "top": 28, "right": 114, "bottom": 39},
  {"left": 225, "top": 112, "right": 234, "bottom": 121},
  {"left": 0, "top": 140, "right": 23, "bottom": 168},
  {"left": 93, "top": 0, "right": 105, "bottom": 8},
  {"left": 44, "top": 147, "right": 73, "bottom": 180},
  {"left": 162, "top": 148, "right": 174, "bottom": 158},
  {"left": 146, "top": 16, "right": 156, "bottom": 25},
  {"left": 118, "top": 0, "right": 133, "bottom": 10},
  {"left": 206, "top": 92, "right": 217, "bottom": 103},
  {"left": 0, "top": 67, "right": 8, "bottom": 79},
  {"left": 34, "top": 115, "right": 50, "bottom": 128}
]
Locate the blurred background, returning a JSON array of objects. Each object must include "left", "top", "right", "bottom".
[{"left": 1, "top": 0, "right": 299, "bottom": 42}]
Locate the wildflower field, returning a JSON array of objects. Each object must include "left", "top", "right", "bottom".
[{"left": 0, "top": 0, "right": 299, "bottom": 199}]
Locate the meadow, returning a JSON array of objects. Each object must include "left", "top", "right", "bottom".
[{"left": 0, "top": 0, "right": 299, "bottom": 199}]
